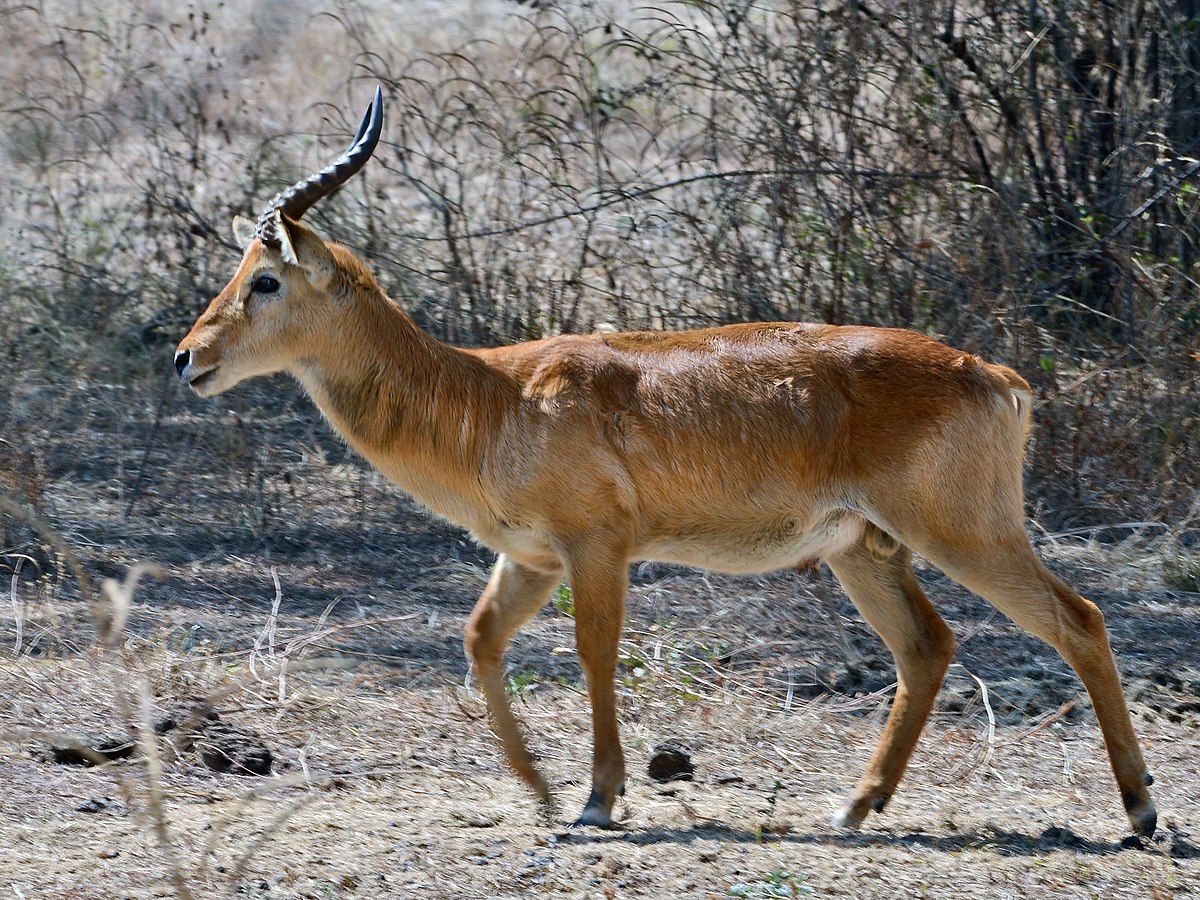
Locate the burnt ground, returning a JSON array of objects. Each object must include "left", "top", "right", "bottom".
[{"left": 0, "top": 375, "right": 1198, "bottom": 898}]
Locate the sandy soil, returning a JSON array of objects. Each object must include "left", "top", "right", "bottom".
[{"left": 1, "top": 380, "right": 1197, "bottom": 899}]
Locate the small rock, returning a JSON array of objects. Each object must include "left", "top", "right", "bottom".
[
  {"left": 193, "top": 721, "right": 273, "bottom": 776},
  {"left": 47, "top": 732, "right": 136, "bottom": 767},
  {"left": 648, "top": 741, "right": 695, "bottom": 783},
  {"left": 76, "top": 796, "right": 125, "bottom": 814}
]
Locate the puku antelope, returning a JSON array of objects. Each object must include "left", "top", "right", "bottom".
[{"left": 175, "top": 89, "right": 1157, "bottom": 837}]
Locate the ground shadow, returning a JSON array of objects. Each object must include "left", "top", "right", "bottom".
[{"left": 554, "top": 821, "right": 1194, "bottom": 858}]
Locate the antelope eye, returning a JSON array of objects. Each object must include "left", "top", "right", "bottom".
[{"left": 252, "top": 273, "right": 281, "bottom": 294}]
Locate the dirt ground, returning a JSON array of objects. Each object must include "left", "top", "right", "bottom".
[{"left": 0, "top": 378, "right": 1198, "bottom": 899}]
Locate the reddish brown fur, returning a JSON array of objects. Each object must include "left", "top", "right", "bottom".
[{"left": 176, "top": 218, "right": 1156, "bottom": 836}]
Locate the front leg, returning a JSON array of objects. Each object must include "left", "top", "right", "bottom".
[
  {"left": 464, "top": 555, "right": 563, "bottom": 816},
  {"left": 567, "top": 547, "right": 631, "bottom": 828}
]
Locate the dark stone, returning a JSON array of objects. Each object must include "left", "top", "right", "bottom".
[
  {"left": 647, "top": 741, "right": 695, "bottom": 783},
  {"left": 47, "top": 732, "right": 136, "bottom": 766}
]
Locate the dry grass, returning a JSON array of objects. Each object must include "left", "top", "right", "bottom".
[
  {"left": 1, "top": 489, "right": 1198, "bottom": 896},
  {"left": 1, "top": 625, "right": 1195, "bottom": 898}
]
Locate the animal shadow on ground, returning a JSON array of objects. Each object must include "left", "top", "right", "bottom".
[{"left": 555, "top": 822, "right": 1197, "bottom": 858}]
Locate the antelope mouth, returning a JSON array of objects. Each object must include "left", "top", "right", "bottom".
[{"left": 187, "top": 367, "right": 220, "bottom": 394}]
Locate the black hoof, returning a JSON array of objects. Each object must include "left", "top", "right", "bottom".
[
  {"left": 570, "top": 789, "right": 621, "bottom": 829},
  {"left": 1132, "top": 806, "right": 1157, "bottom": 839},
  {"left": 568, "top": 815, "right": 624, "bottom": 830}
]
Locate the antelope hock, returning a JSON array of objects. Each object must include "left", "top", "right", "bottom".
[{"left": 174, "top": 89, "right": 1156, "bottom": 836}]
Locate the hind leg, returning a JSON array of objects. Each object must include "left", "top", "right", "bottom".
[
  {"left": 918, "top": 532, "right": 1156, "bottom": 837},
  {"left": 824, "top": 538, "right": 957, "bottom": 827}
]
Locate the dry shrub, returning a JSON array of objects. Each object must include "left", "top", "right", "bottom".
[
  {"left": 1, "top": 0, "right": 1197, "bottom": 533},
  {"left": 367, "top": 1, "right": 1198, "bottom": 530}
]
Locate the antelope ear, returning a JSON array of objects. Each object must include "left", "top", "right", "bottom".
[
  {"left": 281, "top": 217, "right": 335, "bottom": 288},
  {"left": 232, "top": 215, "right": 257, "bottom": 248},
  {"left": 266, "top": 209, "right": 300, "bottom": 266}
]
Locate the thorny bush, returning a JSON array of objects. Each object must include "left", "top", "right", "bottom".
[{"left": 0, "top": 0, "right": 1197, "bottom": 537}]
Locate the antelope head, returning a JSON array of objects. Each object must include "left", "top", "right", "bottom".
[{"left": 174, "top": 87, "right": 384, "bottom": 397}]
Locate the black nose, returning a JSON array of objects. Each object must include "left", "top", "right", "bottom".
[{"left": 174, "top": 349, "right": 190, "bottom": 378}]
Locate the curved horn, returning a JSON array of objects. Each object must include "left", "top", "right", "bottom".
[{"left": 256, "top": 86, "right": 384, "bottom": 246}]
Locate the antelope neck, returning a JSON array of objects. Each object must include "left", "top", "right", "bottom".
[{"left": 291, "top": 282, "right": 516, "bottom": 522}]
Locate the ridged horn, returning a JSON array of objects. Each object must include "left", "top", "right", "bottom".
[{"left": 256, "top": 86, "right": 384, "bottom": 247}]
